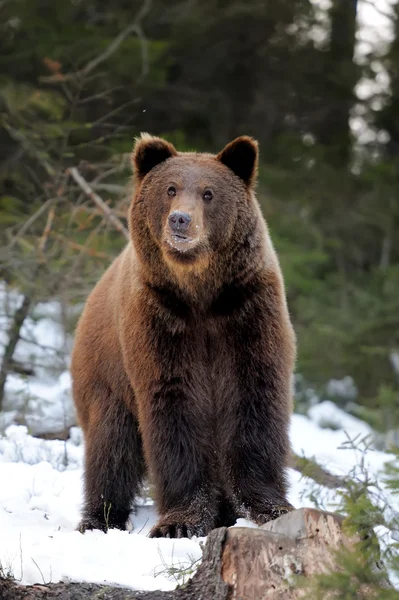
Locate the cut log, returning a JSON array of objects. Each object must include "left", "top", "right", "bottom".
[{"left": 0, "top": 508, "right": 389, "bottom": 600}]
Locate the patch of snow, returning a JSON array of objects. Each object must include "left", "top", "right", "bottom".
[
  {"left": 0, "top": 425, "right": 81, "bottom": 469},
  {"left": 308, "top": 400, "right": 371, "bottom": 436},
  {"left": 1, "top": 297, "right": 69, "bottom": 382},
  {"left": 3, "top": 371, "right": 76, "bottom": 436},
  {"left": 1, "top": 284, "right": 75, "bottom": 435},
  {"left": 291, "top": 411, "right": 389, "bottom": 479},
  {"left": 390, "top": 351, "right": 399, "bottom": 380},
  {"left": 0, "top": 429, "right": 202, "bottom": 590},
  {"left": 325, "top": 377, "right": 357, "bottom": 401}
]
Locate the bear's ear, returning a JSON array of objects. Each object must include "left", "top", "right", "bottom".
[
  {"left": 132, "top": 133, "right": 177, "bottom": 182},
  {"left": 217, "top": 136, "right": 259, "bottom": 188}
]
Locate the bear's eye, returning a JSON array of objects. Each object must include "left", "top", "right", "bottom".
[
  {"left": 167, "top": 186, "right": 177, "bottom": 197},
  {"left": 203, "top": 189, "right": 213, "bottom": 202}
]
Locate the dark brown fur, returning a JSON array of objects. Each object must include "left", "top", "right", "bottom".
[{"left": 71, "top": 134, "right": 296, "bottom": 538}]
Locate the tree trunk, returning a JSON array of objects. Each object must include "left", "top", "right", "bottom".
[
  {"left": 317, "top": 0, "right": 358, "bottom": 167},
  {"left": 0, "top": 294, "right": 31, "bottom": 410}
]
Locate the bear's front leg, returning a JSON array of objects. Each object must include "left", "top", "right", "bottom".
[
  {"left": 222, "top": 292, "right": 296, "bottom": 525},
  {"left": 138, "top": 375, "right": 217, "bottom": 538},
  {"left": 125, "top": 306, "right": 217, "bottom": 538},
  {"left": 126, "top": 308, "right": 218, "bottom": 539}
]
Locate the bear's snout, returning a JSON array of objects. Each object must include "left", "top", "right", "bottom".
[{"left": 168, "top": 211, "right": 192, "bottom": 234}]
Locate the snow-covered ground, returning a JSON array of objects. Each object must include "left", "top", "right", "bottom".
[
  {"left": 1, "top": 288, "right": 398, "bottom": 591},
  {"left": 0, "top": 410, "right": 396, "bottom": 591}
]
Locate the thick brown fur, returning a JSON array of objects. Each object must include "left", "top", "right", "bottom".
[{"left": 71, "top": 133, "right": 296, "bottom": 538}]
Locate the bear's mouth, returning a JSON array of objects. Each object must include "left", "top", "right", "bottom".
[
  {"left": 172, "top": 233, "right": 189, "bottom": 242},
  {"left": 165, "top": 232, "right": 198, "bottom": 252}
]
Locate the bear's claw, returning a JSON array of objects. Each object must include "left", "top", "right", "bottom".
[
  {"left": 149, "top": 520, "right": 209, "bottom": 539},
  {"left": 78, "top": 517, "right": 108, "bottom": 533}
]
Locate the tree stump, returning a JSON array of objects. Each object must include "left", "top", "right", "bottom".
[{"left": 221, "top": 507, "right": 358, "bottom": 599}]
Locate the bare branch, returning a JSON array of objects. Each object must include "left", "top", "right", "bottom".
[
  {"left": 77, "top": 86, "right": 124, "bottom": 105},
  {"left": 52, "top": 233, "right": 109, "bottom": 259},
  {"left": 3, "top": 122, "right": 56, "bottom": 177},
  {"left": 8, "top": 199, "right": 54, "bottom": 250},
  {"left": 39, "top": 0, "right": 152, "bottom": 83},
  {"left": 76, "top": 205, "right": 130, "bottom": 219},
  {"left": 90, "top": 183, "right": 128, "bottom": 193},
  {"left": 38, "top": 205, "right": 56, "bottom": 255},
  {"left": 82, "top": 0, "right": 151, "bottom": 78},
  {"left": 88, "top": 97, "right": 141, "bottom": 127},
  {"left": 68, "top": 168, "right": 129, "bottom": 241}
]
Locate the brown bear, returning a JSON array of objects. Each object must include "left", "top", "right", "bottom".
[{"left": 71, "top": 133, "right": 296, "bottom": 538}]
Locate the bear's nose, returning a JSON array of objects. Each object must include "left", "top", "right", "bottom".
[{"left": 168, "top": 211, "right": 192, "bottom": 233}]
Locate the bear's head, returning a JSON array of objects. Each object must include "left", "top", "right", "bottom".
[{"left": 130, "top": 133, "right": 259, "bottom": 278}]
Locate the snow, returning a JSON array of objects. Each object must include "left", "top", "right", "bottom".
[
  {"left": 3, "top": 371, "right": 75, "bottom": 437},
  {"left": 0, "top": 425, "right": 202, "bottom": 590},
  {"left": 308, "top": 400, "right": 372, "bottom": 436},
  {"left": 0, "top": 410, "right": 396, "bottom": 591},
  {"left": 0, "top": 284, "right": 74, "bottom": 436},
  {"left": 391, "top": 351, "right": 399, "bottom": 380},
  {"left": 325, "top": 376, "right": 358, "bottom": 401}
]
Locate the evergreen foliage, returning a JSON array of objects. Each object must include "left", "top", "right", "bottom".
[{"left": 302, "top": 437, "right": 399, "bottom": 597}]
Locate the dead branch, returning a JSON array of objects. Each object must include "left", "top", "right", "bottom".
[
  {"left": 8, "top": 199, "right": 55, "bottom": 250},
  {"left": 77, "top": 86, "right": 125, "bottom": 105},
  {"left": 289, "top": 453, "right": 346, "bottom": 489},
  {"left": 73, "top": 205, "right": 129, "bottom": 220},
  {"left": 81, "top": 0, "right": 151, "bottom": 80},
  {"left": 38, "top": 206, "right": 56, "bottom": 255},
  {"left": 3, "top": 122, "right": 56, "bottom": 177},
  {"left": 39, "top": 0, "right": 152, "bottom": 83},
  {"left": 68, "top": 167, "right": 129, "bottom": 241},
  {"left": 52, "top": 233, "right": 109, "bottom": 259},
  {"left": 73, "top": 183, "right": 127, "bottom": 194}
]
